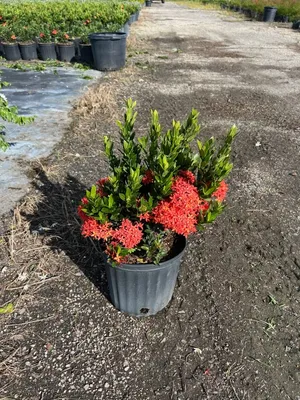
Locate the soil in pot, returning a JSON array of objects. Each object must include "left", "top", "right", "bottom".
[
  {"left": 38, "top": 42, "right": 57, "bottom": 60},
  {"left": 19, "top": 42, "right": 38, "bottom": 60},
  {"left": 3, "top": 43, "right": 21, "bottom": 61},
  {"left": 105, "top": 235, "right": 186, "bottom": 317},
  {"left": 89, "top": 32, "right": 127, "bottom": 71},
  {"left": 79, "top": 43, "right": 93, "bottom": 66},
  {"left": 57, "top": 42, "right": 75, "bottom": 62}
]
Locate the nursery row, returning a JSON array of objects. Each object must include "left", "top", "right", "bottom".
[
  {"left": 187, "top": 0, "right": 300, "bottom": 21},
  {"left": 0, "top": 0, "right": 143, "bottom": 44}
]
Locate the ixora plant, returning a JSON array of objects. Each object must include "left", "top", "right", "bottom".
[
  {"left": 0, "top": 75, "right": 34, "bottom": 151},
  {"left": 78, "top": 99, "right": 237, "bottom": 316}
]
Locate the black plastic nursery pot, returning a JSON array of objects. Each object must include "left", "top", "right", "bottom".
[
  {"left": 292, "top": 20, "right": 300, "bottom": 29},
  {"left": 73, "top": 37, "right": 82, "bottom": 57},
  {"left": 89, "top": 32, "right": 127, "bottom": 71},
  {"left": 145, "top": 0, "right": 151, "bottom": 7},
  {"left": 19, "top": 42, "right": 38, "bottom": 60},
  {"left": 105, "top": 236, "right": 186, "bottom": 317},
  {"left": 119, "top": 22, "right": 130, "bottom": 37},
  {"left": 0, "top": 42, "right": 5, "bottom": 58},
  {"left": 57, "top": 43, "right": 76, "bottom": 62},
  {"left": 263, "top": 6, "right": 277, "bottom": 22},
  {"left": 128, "top": 14, "right": 135, "bottom": 25},
  {"left": 3, "top": 43, "right": 21, "bottom": 61},
  {"left": 79, "top": 43, "right": 93, "bottom": 66},
  {"left": 38, "top": 43, "right": 57, "bottom": 60}
]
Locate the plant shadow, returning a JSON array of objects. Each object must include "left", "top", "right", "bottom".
[{"left": 24, "top": 167, "right": 110, "bottom": 301}]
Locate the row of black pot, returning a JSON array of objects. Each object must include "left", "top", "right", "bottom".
[
  {"left": 0, "top": 10, "right": 141, "bottom": 70},
  {"left": 221, "top": 3, "right": 290, "bottom": 23},
  {"left": 0, "top": 41, "right": 82, "bottom": 63}
]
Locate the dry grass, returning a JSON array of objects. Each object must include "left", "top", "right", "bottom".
[{"left": 73, "top": 80, "right": 118, "bottom": 123}]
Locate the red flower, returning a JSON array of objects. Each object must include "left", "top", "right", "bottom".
[
  {"left": 178, "top": 170, "right": 196, "bottom": 184},
  {"left": 77, "top": 205, "right": 89, "bottom": 221},
  {"left": 199, "top": 198, "right": 210, "bottom": 212},
  {"left": 64, "top": 33, "right": 69, "bottom": 40},
  {"left": 52, "top": 29, "right": 58, "bottom": 35},
  {"left": 97, "top": 177, "right": 109, "bottom": 197},
  {"left": 142, "top": 170, "right": 154, "bottom": 185},
  {"left": 81, "top": 197, "right": 89, "bottom": 205},
  {"left": 139, "top": 211, "right": 151, "bottom": 222},
  {"left": 212, "top": 181, "right": 228, "bottom": 202},
  {"left": 11, "top": 35, "right": 16, "bottom": 40},
  {"left": 113, "top": 219, "right": 143, "bottom": 249},
  {"left": 81, "top": 219, "right": 113, "bottom": 240},
  {"left": 152, "top": 177, "right": 202, "bottom": 237},
  {"left": 39, "top": 33, "right": 45, "bottom": 38},
  {"left": 2, "top": 22, "right": 7, "bottom": 26}
]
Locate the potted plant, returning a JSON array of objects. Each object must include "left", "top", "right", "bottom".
[
  {"left": 0, "top": 25, "right": 21, "bottom": 61},
  {"left": 18, "top": 26, "right": 38, "bottom": 60},
  {"left": 89, "top": 31, "right": 127, "bottom": 71},
  {"left": 56, "top": 31, "right": 75, "bottom": 62},
  {"left": 38, "top": 28, "right": 58, "bottom": 60},
  {"left": 78, "top": 99, "right": 237, "bottom": 317},
  {"left": 79, "top": 33, "right": 93, "bottom": 66}
]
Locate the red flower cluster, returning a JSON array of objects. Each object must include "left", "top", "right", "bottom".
[
  {"left": 81, "top": 220, "right": 113, "bottom": 240},
  {"left": 178, "top": 170, "right": 196, "bottom": 184},
  {"left": 139, "top": 211, "right": 151, "bottom": 222},
  {"left": 113, "top": 219, "right": 143, "bottom": 249},
  {"left": 152, "top": 177, "right": 202, "bottom": 237},
  {"left": 212, "top": 181, "right": 228, "bottom": 202},
  {"left": 142, "top": 170, "right": 154, "bottom": 185}
]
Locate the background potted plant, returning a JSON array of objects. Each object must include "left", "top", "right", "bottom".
[
  {"left": 38, "top": 27, "right": 58, "bottom": 60},
  {"left": 56, "top": 31, "right": 75, "bottom": 62},
  {"left": 78, "top": 99, "right": 237, "bottom": 317},
  {"left": 78, "top": 33, "right": 94, "bottom": 66},
  {"left": 17, "top": 25, "right": 38, "bottom": 60},
  {"left": 0, "top": 24, "right": 21, "bottom": 61}
]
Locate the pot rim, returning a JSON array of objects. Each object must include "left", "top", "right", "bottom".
[
  {"left": 107, "top": 235, "right": 187, "bottom": 272},
  {"left": 89, "top": 32, "right": 127, "bottom": 41}
]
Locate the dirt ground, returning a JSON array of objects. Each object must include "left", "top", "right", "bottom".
[{"left": 1, "top": 2, "right": 300, "bottom": 399}]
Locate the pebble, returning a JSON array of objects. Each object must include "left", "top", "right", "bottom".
[{"left": 104, "top": 382, "right": 110, "bottom": 389}]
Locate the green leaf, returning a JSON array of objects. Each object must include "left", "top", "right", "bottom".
[
  {"left": 90, "top": 185, "right": 97, "bottom": 199},
  {"left": 0, "top": 303, "right": 14, "bottom": 314}
]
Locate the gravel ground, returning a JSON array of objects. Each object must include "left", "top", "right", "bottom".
[{"left": 1, "top": 2, "right": 300, "bottom": 400}]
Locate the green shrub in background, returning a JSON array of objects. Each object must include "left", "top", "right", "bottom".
[
  {"left": 0, "top": 0, "right": 143, "bottom": 44},
  {"left": 179, "top": 0, "right": 300, "bottom": 20}
]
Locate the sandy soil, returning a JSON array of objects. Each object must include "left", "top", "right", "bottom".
[{"left": 1, "top": 2, "right": 300, "bottom": 399}]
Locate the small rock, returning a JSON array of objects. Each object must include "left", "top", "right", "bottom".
[
  {"left": 84, "top": 384, "right": 89, "bottom": 391},
  {"left": 104, "top": 382, "right": 110, "bottom": 389}
]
